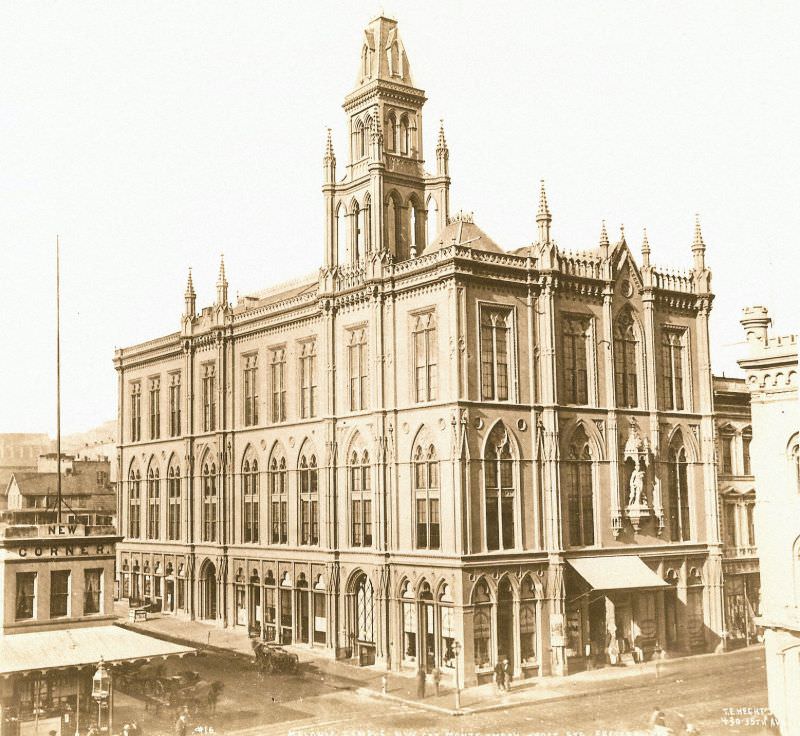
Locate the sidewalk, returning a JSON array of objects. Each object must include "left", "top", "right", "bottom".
[{"left": 115, "top": 602, "right": 765, "bottom": 717}]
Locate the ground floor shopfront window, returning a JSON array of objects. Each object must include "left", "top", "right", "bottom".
[{"left": 397, "top": 579, "right": 457, "bottom": 674}]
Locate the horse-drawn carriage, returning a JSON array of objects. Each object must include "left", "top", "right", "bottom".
[
  {"left": 251, "top": 639, "right": 300, "bottom": 675},
  {"left": 115, "top": 663, "right": 223, "bottom": 713}
]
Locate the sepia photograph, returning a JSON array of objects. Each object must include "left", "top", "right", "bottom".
[{"left": 0, "top": 3, "right": 797, "bottom": 736}]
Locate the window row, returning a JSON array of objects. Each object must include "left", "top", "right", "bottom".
[
  {"left": 15, "top": 569, "right": 103, "bottom": 621},
  {"left": 718, "top": 425, "right": 753, "bottom": 476}
]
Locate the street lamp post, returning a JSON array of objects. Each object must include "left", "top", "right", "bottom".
[
  {"left": 451, "top": 640, "right": 462, "bottom": 712},
  {"left": 91, "top": 658, "right": 111, "bottom": 733}
]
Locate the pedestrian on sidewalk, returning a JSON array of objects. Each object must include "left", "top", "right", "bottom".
[
  {"left": 502, "top": 657, "right": 512, "bottom": 691},
  {"left": 493, "top": 659, "right": 506, "bottom": 693},
  {"left": 432, "top": 668, "right": 441, "bottom": 697},
  {"left": 175, "top": 708, "right": 190, "bottom": 736},
  {"left": 416, "top": 668, "right": 426, "bottom": 699}
]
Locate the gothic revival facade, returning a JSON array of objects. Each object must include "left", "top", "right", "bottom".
[{"left": 115, "top": 15, "right": 724, "bottom": 685}]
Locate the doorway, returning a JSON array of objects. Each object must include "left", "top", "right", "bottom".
[
  {"left": 200, "top": 560, "right": 217, "bottom": 620},
  {"left": 497, "top": 578, "right": 514, "bottom": 668}
]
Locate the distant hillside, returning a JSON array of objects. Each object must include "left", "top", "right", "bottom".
[{"left": 62, "top": 420, "right": 116, "bottom": 455}]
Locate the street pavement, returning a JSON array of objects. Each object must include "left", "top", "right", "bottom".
[{"left": 114, "top": 606, "right": 775, "bottom": 735}]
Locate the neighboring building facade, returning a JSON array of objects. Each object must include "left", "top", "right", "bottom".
[
  {"left": 714, "top": 376, "right": 760, "bottom": 645},
  {"left": 2, "top": 456, "right": 116, "bottom": 527},
  {"left": 0, "top": 434, "right": 54, "bottom": 501},
  {"left": 738, "top": 306, "right": 799, "bottom": 735},
  {"left": 114, "top": 15, "right": 725, "bottom": 685}
]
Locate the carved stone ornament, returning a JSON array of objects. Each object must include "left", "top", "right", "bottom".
[{"left": 623, "top": 417, "right": 654, "bottom": 533}]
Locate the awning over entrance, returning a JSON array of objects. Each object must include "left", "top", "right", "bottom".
[
  {"left": 567, "top": 555, "right": 669, "bottom": 592},
  {"left": 0, "top": 624, "right": 195, "bottom": 676}
]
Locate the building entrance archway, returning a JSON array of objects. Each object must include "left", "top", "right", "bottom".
[
  {"left": 199, "top": 559, "right": 217, "bottom": 621},
  {"left": 497, "top": 578, "right": 514, "bottom": 669}
]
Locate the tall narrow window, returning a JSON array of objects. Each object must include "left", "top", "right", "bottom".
[
  {"left": 484, "top": 424, "right": 516, "bottom": 551},
  {"left": 480, "top": 307, "right": 512, "bottom": 401},
  {"left": 300, "top": 453, "right": 319, "bottom": 545},
  {"left": 167, "top": 465, "right": 181, "bottom": 541},
  {"left": 169, "top": 373, "right": 181, "bottom": 437},
  {"left": 745, "top": 500, "right": 756, "bottom": 546},
  {"left": 793, "top": 443, "right": 800, "bottom": 494},
  {"left": 50, "top": 570, "right": 70, "bottom": 618},
  {"left": 16, "top": 572, "right": 36, "bottom": 620},
  {"left": 128, "top": 468, "right": 141, "bottom": 538},
  {"left": 413, "top": 313, "right": 437, "bottom": 403},
  {"left": 387, "top": 112, "right": 397, "bottom": 153},
  {"left": 350, "top": 450, "right": 372, "bottom": 546},
  {"left": 668, "top": 442, "right": 691, "bottom": 541},
  {"left": 562, "top": 317, "right": 590, "bottom": 405},
  {"left": 130, "top": 383, "right": 141, "bottom": 442},
  {"left": 720, "top": 431, "right": 734, "bottom": 475},
  {"left": 742, "top": 429, "right": 752, "bottom": 475},
  {"left": 300, "top": 342, "right": 318, "bottom": 419},
  {"left": 202, "top": 364, "right": 216, "bottom": 432},
  {"left": 413, "top": 444, "right": 440, "bottom": 549},
  {"left": 243, "top": 355, "right": 259, "bottom": 426},
  {"left": 270, "top": 454, "right": 288, "bottom": 544},
  {"left": 562, "top": 428, "right": 594, "bottom": 547},
  {"left": 661, "top": 329, "right": 686, "bottom": 411},
  {"left": 149, "top": 378, "right": 161, "bottom": 439},
  {"left": 352, "top": 202, "right": 362, "bottom": 263},
  {"left": 613, "top": 311, "right": 639, "bottom": 407},
  {"left": 147, "top": 466, "right": 160, "bottom": 539},
  {"left": 348, "top": 328, "right": 369, "bottom": 411},
  {"left": 243, "top": 458, "right": 260, "bottom": 543},
  {"left": 270, "top": 349, "right": 287, "bottom": 423},
  {"left": 399, "top": 115, "right": 409, "bottom": 155},
  {"left": 202, "top": 462, "right": 218, "bottom": 542},
  {"left": 84, "top": 569, "right": 102, "bottom": 615}
]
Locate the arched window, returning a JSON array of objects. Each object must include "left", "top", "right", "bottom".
[
  {"left": 613, "top": 310, "right": 639, "bottom": 407},
  {"left": 399, "top": 115, "right": 409, "bottom": 155},
  {"left": 202, "top": 461, "right": 217, "bottom": 542},
  {"left": 167, "top": 464, "right": 180, "bottom": 541},
  {"left": 347, "top": 328, "right": 369, "bottom": 412},
  {"left": 361, "top": 194, "right": 371, "bottom": 255},
  {"left": 299, "top": 453, "right": 319, "bottom": 545},
  {"left": 439, "top": 584, "right": 456, "bottom": 670},
  {"left": 128, "top": 467, "right": 141, "bottom": 538},
  {"left": 562, "top": 316, "right": 590, "bottom": 405},
  {"left": 360, "top": 44, "right": 370, "bottom": 80},
  {"left": 562, "top": 427, "right": 594, "bottom": 547},
  {"left": 242, "top": 457, "right": 259, "bottom": 543},
  {"left": 480, "top": 308, "right": 512, "bottom": 401},
  {"left": 668, "top": 439, "right": 691, "bottom": 541},
  {"left": 386, "top": 112, "right": 397, "bottom": 153},
  {"left": 742, "top": 427, "right": 752, "bottom": 475},
  {"left": 412, "top": 313, "right": 437, "bottom": 403},
  {"left": 147, "top": 466, "right": 160, "bottom": 539},
  {"left": 355, "top": 574, "right": 374, "bottom": 643},
  {"left": 414, "top": 443, "right": 440, "bottom": 549},
  {"left": 520, "top": 575, "right": 538, "bottom": 664},
  {"left": 426, "top": 196, "right": 438, "bottom": 246},
  {"left": 350, "top": 449, "right": 372, "bottom": 547},
  {"left": 385, "top": 192, "right": 401, "bottom": 257},
  {"left": 484, "top": 424, "right": 516, "bottom": 551},
  {"left": 336, "top": 203, "right": 348, "bottom": 266},
  {"left": 661, "top": 329, "right": 686, "bottom": 410},
  {"left": 270, "top": 453, "right": 288, "bottom": 544},
  {"left": 472, "top": 580, "right": 492, "bottom": 668}
]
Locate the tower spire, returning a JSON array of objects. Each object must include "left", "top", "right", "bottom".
[
  {"left": 435, "top": 119, "right": 449, "bottom": 177},
  {"left": 641, "top": 228, "right": 651, "bottom": 267},
  {"left": 692, "top": 213, "right": 706, "bottom": 271},
  {"left": 599, "top": 220, "right": 609, "bottom": 257},
  {"left": 323, "top": 128, "right": 336, "bottom": 185},
  {"left": 184, "top": 267, "right": 196, "bottom": 318},
  {"left": 216, "top": 253, "right": 228, "bottom": 306},
  {"left": 536, "top": 179, "right": 552, "bottom": 243}
]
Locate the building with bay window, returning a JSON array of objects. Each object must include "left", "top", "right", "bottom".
[{"left": 114, "top": 14, "right": 725, "bottom": 686}]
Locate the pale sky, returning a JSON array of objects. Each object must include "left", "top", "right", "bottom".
[{"left": 1, "top": 1, "right": 797, "bottom": 435}]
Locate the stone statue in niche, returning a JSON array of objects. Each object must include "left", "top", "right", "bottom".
[
  {"left": 623, "top": 417, "right": 653, "bottom": 532},
  {"left": 628, "top": 464, "right": 646, "bottom": 507}
]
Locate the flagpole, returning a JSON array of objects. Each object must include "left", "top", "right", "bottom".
[{"left": 56, "top": 235, "right": 62, "bottom": 524}]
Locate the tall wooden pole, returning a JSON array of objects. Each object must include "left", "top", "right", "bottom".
[{"left": 56, "top": 235, "right": 62, "bottom": 523}]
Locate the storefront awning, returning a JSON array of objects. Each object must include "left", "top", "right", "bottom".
[
  {"left": 0, "top": 624, "right": 195, "bottom": 676},
  {"left": 568, "top": 555, "right": 669, "bottom": 592}
]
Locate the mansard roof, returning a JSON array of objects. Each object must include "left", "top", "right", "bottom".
[{"left": 426, "top": 213, "right": 504, "bottom": 255}]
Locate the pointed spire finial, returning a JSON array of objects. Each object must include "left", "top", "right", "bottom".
[
  {"left": 324, "top": 128, "right": 335, "bottom": 160},
  {"left": 691, "top": 212, "right": 706, "bottom": 272},
  {"left": 537, "top": 179, "right": 551, "bottom": 219},
  {"left": 185, "top": 266, "right": 195, "bottom": 296},
  {"left": 435, "top": 118, "right": 449, "bottom": 177},
  {"left": 216, "top": 253, "right": 228, "bottom": 306},
  {"left": 599, "top": 220, "right": 609, "bottom": 249},
  {"left": 693, "top": 213, "right": 705, "bottom": 248},
  {"left": 536, "top": 179, "right": 552, "bottom": 243},
  {"left": 184, "top": 266, "right": 196, "bottom": 318},
  {"left": 437, "top": 119, "right": 447, "bottom": 149},
  {"left": 619, "top": 223, "right": 626, "bottom": 242},
  {"left": 641, "top": 228, "right": 651, "bottom": 267},
  {"left": 217, "top": 253, "right": 227, "bottom": 285}
]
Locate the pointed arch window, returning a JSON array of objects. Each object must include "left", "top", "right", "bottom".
[
  {"left": 202, "top": 364, "right": 216, "bottom": 432},
  {"left": 355, "top": 575, "right": 374, "bottom": 643},
  {"left": 128, "top": 468, "right": 141, "bottom": 538},
  {"left": 167, "top": 465, "right": 181, "bottom": 540},
  {"left": 300, "top": 341, "right": 318, "bottom": 419},
  {"left": 300, "top": 454, "right": 319, "bottom": 545},
  {"left": 562, "top": 428, "right": 594, "bottom": 547},
  {"left": 348, "top": 328, "right": 369, "bottom": 411},
  {"left": 480, "top": 307, "right": 513, "bottom": 401},
  {"left": 130, "top": 382, "right": 141, "bottom": 442},
  {"left": 562, "top": 316, "right": 590, "bottom": 405},
  {"left": 270, "top": 455, "right": 288, "bottom": 544},
  {"left": 147, "top": 467, "right": 160, "bottom": 539},
  {"left": 668, "top": 443, "right": 691, "bottom": 541},
  {"left": 472, "top": 581, "right": 492, "bottom": 668},
  {"left": 413, "top": 312, "right": 437, "bottom": 403},
  {"left": 361, "top": 195, "right": 372, "bottom": 255},
  {"left": 414, "top": 444, "right": 440, "bottom": 549},
  {"left": 242, "top": 458, "right": 260, "bottom": 543},
  {"left": 613, "top": 311, "right": 639, "bottom": 407},
  {"left": 386, "top": 112, "right": 397, "bottom": 153},
  {"left": 484, "top": 425, "right": 516, "bottom": 551},
  {"left": 399, "top": 115, "right": 409, "bottom": 155},
  {"left": 350, "top": 450, "right": 372, "bottom": 547},
  {"left": 202, "top": 461, "right": 218, "bottom": 542},
  {"left": 661, "top": 328, "right": 686, "bottom": 411},
  {"left": 352, "top": 202, "right": 362, "bottom": 263}
]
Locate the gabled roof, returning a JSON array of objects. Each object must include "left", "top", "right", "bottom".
[
  {"left": 426, "top": 215, "right": 504, "bottom": 255},
  {"left": 8, "top": 472, "right": 110, "bottom": 497}
]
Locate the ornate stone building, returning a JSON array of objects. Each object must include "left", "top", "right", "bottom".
[
  {"left": 738, "top": 307, "right": 799, "bottom": 734},
  {"left": 114, "top": 15, "right": 725, "bottom": 685}
]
